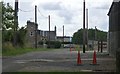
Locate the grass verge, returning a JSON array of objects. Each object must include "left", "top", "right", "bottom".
[{"left": 2, "top": 48, "right": 57, "bottom": 56}]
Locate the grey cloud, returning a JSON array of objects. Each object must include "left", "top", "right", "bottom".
[
  {"left": 41, "top": 2, "right": 76, "bottom": 24},
  {"left": 94, "top": 3, "right": 110, "bottom": 9},
  {"left": 58, "top": 9, "right": 74, "bottom": 24},
  {"left": 113, "top": 0, "right": 120, "bottom": 2},
  {"left": 88, "top": 8, "right": 108, "bottom": 31},
  {"left": 41, "top": 2, "right": 62, "bottom": 10}
]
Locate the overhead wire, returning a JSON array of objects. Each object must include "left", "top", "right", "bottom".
[
  {"left": 19, "top": 8, "right": 34, "bottom": 12},
  {"left": 18, "top": 7, "right": 48, "bottom": 26},
  {"left": 37, "top": 8, "right": 48, "bottom": 18},
  {"left": 18, "top": 7, "right": 48, "bottom": 18}
]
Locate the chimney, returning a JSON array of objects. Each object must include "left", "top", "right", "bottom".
[{"left": 55, "top": 26, "right": 57, "bottom": 35}]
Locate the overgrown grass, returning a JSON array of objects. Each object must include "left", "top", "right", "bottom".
[
  {"left": 2, "top": 48, "right": 57, "bottom": 56},
  {"left": 74, "top": 45, "right": 93, "bottom": 51},
  {"left": 74, "top": 45, "right": 82, "bottom": 51}
]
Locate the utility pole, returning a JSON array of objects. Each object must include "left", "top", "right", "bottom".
[
  {"left": 13, "top": 0, "right": 18, "bottom": 46},
  {"left": 14, "top": 0, "right": 18, "bottom": 31},
  {"left": 35, "top": 5, "right": 37, "bottom": 48},
  {"left": 83, "top": 0, "right": 86, "bottom": 53},
  {"left": 54, "top": 26, "right": 57, "bottom": 41},
  {"left": 48, "top": 15, "right": 50, "bottom": 48},
  {"left": 86, "top": 8, "right": 88, "bottom": 51},
  {"left": 95, "top": 26, "right": 97, "bottom": 41},
  {"left": 94, "top": 26, "right": 97, "bottom": 51},
  {"left": 63, "top": 25, "right": 64, "bottom": 48}
]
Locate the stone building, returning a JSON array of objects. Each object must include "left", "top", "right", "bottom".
[
  {"left": 56, "top": 36, "right": 72, "bottom": 42},
  {"left": 107, "top": 0, "right": 120, "bottom": 56},
  {"left": 26, "top": 21, "right": 56, "bottom": 48}
]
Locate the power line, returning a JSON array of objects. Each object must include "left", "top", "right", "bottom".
[
  {"left": 38, "top": 8, "right": 48, "bottom": 18},
  {"left": 19, "top": 8, "right": 34, "bottom": 12}
]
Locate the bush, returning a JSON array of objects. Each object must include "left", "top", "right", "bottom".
[
  {"left": 2, "top": 42, "right": 15, "bottom": 51},
  {"left": 54, "top": 41, "right": 61, "bottom": 48},
  {"left": 61, "top": 42, "right": 72, "bottom": 44},
  {"left": 38, "top": 41, "right": 43, "bottom": 45},
  {"left": 46, "top": 41, "right": 61, "bottom": 48}
]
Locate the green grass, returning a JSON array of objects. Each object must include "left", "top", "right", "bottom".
[
  {"left": 0, "top": 50, "right": 2, "bottom": 56},
  {"left": 2, "top": 48, "right": 57, "bottom": 56},
  {"left": 73, "top": 45, "right": 82, "bottom": 51},
  {"left": 1, "top": 72, "right": 100, "bottom": 74},
  {"left": 74, "top": 44, "right": 94, "bottom": 51}
]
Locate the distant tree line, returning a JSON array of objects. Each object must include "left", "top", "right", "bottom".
[{"left": 72, "top": 28, "right": 107, "bottom": 44}]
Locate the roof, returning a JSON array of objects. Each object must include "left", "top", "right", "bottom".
[
  {"left": 27, "top": 20, "right": 38, "bottom": 25},
  {"left": 38, "top": 30, "right": 55, "bottom": 32},
  {"left": 107, "top": 2, "right": 114, "bottom": 16},
  {"left": 57, "top": 36, "right": 72, "bottom": 38},
  {"left": 108, "top": 1, "right": 120, "bottom": 16}
]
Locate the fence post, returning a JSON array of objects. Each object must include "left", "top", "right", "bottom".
[
  {"left": 98, "top": 41, "right": 100, "bottom": 52},
  {"left": 101, "top": 40, "right": 103, "bottom": 53}
]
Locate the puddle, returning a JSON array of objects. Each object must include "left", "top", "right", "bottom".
[
  {"left": 14, "top": 59, "right": 55, "bottom": 63},
  {"left": 14, "top": 60, "right": 27, "bottom": 64},
  {"left": 29, "top": 59, "right": 54, "bottom": 62}
]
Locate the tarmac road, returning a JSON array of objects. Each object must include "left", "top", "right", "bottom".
[{"left": 2, "top": 48, "right": 116, "bottom": 72}]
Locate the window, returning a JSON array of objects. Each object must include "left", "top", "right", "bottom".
[{"left": 30, "top": 32, "right": 33, "bottom": 36}]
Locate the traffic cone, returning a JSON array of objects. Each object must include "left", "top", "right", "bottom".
[
  {"left": 77, "top": 50, "right": 82, "bottom": 65},
  {"left": 92, "top": 50, "right": 97, "bottom": 64}
]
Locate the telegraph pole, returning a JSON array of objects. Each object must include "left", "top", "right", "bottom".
[
  {"left": 95, "top": 26, "right": 97, "bottom": 41},
  {"left": 35, "top": 5, "right": 37, "bottom": 48},
  {"left": 86, "top": 8, "right": 88, "bottom": 51},
  {"left": 48, "top": 15, "right": 50, "bottom": 48},
  {"left": 94, "top": 26, "right": 97, "bottom": 50},
  {"left": 63, "top": 25, "right": 64, "bottom": 48},
  {"left": 83, "top": 0, "right": 86, "bottom": 53},
  {"left": 13, "top": 0, "right": 18, "bottom": 46},
  {"left": 14, "top": 0, "right": 18, "bottom": 31}
]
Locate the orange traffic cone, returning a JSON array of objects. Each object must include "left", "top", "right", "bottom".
[
  {"left": 92, "top": 50, "right": 97, "bottom": 65},
  {"left": 77, "top": 50, "right": 82, "bottom": 65}
]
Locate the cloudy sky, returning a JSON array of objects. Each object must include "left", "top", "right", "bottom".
[{"left": 3, "top": 0, "right": 113, "bottom": 36}]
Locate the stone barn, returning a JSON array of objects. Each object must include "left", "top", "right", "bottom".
[{"left": 107, "top": 0, "right": 120, "bottom": 56}]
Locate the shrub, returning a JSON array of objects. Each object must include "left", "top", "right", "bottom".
[
  {"left": 46, "top": 41, "right": 61, "bottom": 48},
  {"left": 38, "top": 41, "right": 43, "bottom": 45},
  {"left": 2, "top": 42, "right": 15, "bottom": 51},
  {"left": 54, "top": 41, "right": 61, "bottom": 48}
]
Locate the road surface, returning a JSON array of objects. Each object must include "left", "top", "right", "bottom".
[{"left": 2, "top": 48, "right": 116, "bottom": 72}]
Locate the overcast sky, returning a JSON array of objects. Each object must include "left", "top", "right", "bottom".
[{"left": 3, "top": 0, "right": 113, "bottom": 36}]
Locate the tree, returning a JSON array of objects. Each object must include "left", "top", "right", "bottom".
[
  {"left": 72, "top": 29, "right": 83, "bottom": 44},
  {"left": 2, "top": 2, "right": 27, "bottom": 48},
  {"left": 72, "top": 28, "right": 107, "bottom": 44},
  {"left": 2, "top": 2, "right": 15, "bottom": 43},
  {"left": 2, "top": 2, "right": 15, "bottom": 30},
  {"left": 17, "top": 27, "right": 27, "bottom": 47}
]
